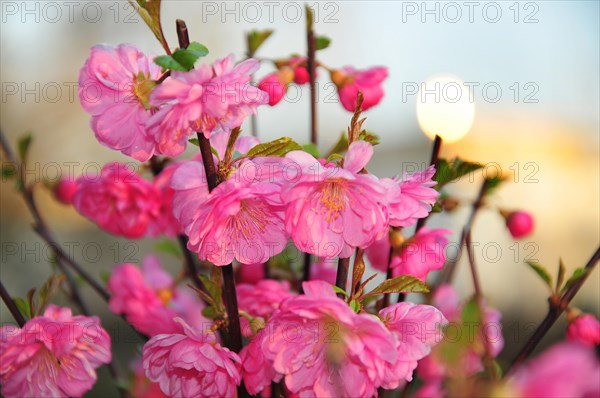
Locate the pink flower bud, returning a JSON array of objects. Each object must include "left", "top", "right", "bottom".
[
  {"left": 505, "top": 211, "right": 534, "bottom": 238},
  {"left": 567, "top": 314, "right": 600, "bottom": 347},
  {"left": 331, "top": 66, "right": 388, "bottom": 112},
  {"left": 288, "top": 57, "right": 311, "bottom": 84},
  {"left": 258, "top": 71, "right": 290, "bottom": 106},
  {"left": 54, "top": 178, "right": 77, "bottom": 205}
]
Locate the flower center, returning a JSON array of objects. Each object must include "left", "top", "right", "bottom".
[
  {"left": 156, "top": 288, "right": 173, "bottom": 305},
  {"left": 227, "top": 200, "right": 271, "bottom": 242},
  {"left": 317, "top": 178, "right": 348, "bottom": 223},
  {"left": 132, "top": 71, "right": 156, "bottom": 110}
]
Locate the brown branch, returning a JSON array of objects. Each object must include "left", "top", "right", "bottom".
[
  {"left": 415, "top": 134, "right": 443, "bottom": 231},
  {"left": 0, "top": 280, "right": 26, "bottom": 327},
  {"left": 335, "top": 257, "right": 351, "bottom": 297},
  {"left": 508, "top": 246, "right": 600, "bottom": 372}
]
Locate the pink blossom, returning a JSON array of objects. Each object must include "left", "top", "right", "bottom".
[
  {"left": 414, "top": 381, "right": 445, "bottom": 398},
  {"left": 242, "top": 280, "right": 400, "bottom": 397},
  {"left": 288, "top": 57, "right": 310, "bottom": 85},
  {"left": 171, "top": 158, "right": 288, "bottom": 265},
  {"left": 131, "top": 359, "right": 169, "bottom": 398},
  {"left": 54, "top": 177, "right": 77, "bottom": 205},
  {"left": 379, "top": 302, "right": 447, "bottom": 382},
  {"left": 78, "top": 44, "right": 161, "bottom": 161},
  {"left": 142, "top": 318, "right": 241, "bottom": 398},
  {"left": 258, "top": 71, "right": 290, "bottom": 106},
  {"left": 107, "top": 255, "right": 207, "bottom": 336},
  {"left": 239, "top": 330, "right": 280, "bottom": 395},
  {"left": 147, "top": 55, "right": 268, "bottom": 156},
  {"left": 283, "top": 141, "right": 389, "bottom": 258},
  {"left": 0, "top": 305, "right": 111, "bottom": 398},
  {"left": 382, "top": 166, "right": 439, "bottom": 228},
  {"left": 149, "top": 162, "right": 183, "bottom": 237},
  {"left": 237, "top": 280, "right": 294, "bottom": 336},
  {"left": 310, "top": 258, "right": 338, "bottom": 284},
  {"left": 567, "top": 314, "right": 600, "bottom": 347},
  {"left": 505, "top": 210, "right": 534, "bottom": 238},
  {"left": 237, "top": 263, "right": 266, "bottom": 284},
  {"left": 365, "top": 228, "right": 451, "bottom": 281},
  {"left": 72, "top": 162, "right": 161, "bottom": 239},
  {"left": 331, "top": 66, "right": 388, "bottom": 111},
  {"left": 508, "top": 342, "right": 600, "bottom": 397}
]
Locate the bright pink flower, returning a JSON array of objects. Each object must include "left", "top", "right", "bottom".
[
  {"left": 505, "top": 210, "right": 534, "bottom": 238},
  {"left": 78, "top": 44, "right": 161, "bottom": 161},
  {"left": 382, "top": 166, "right": 439, "bottom": 228},
  {"left": 310, "top": 258, "right": 338, "bottom": 285},
  {"left": 242, "top": 280, "right": 400, "bottom": 397},
  {"left": 414, "top": 381, "right": 445, "bottom": 398},
  {"left": 567, "top": 314, "right": 600, "bottom": 347},
  {"left": 149, "top": 163, "right": 183, "bottom": 237},
  {"left": 237, "top": 263, "right": 266, "bottom": 284},
  {"left": 237, "top": 280, "right": 294, "bottom": 337},
  {"left": 131, "top": 359, "right": 169, "bottom": 398},
  {"left": 331, "top": 66, "right": 388, "bottom": 111},
  {"left": 72, "top": 162, "right": 161, "bottom": 239},
  {"left": 108, "top": 255, "right": 207, "bottom": 336},
  {"left": 258, "top": 71, "right": 289, "bottom": 106},
  {"left": 54, "top": 177, "right": 77, "bottom": 205},
  {"left": 239, "top": 331, "right": 280, "bottom": 395},
  {"left": 365, "top": 228, "right": 451, "bottom": 281},
  {"left": 379, "top": 302, "right": 447, "bottom": 382},
  {"left": 142, "top": 318, "right": 241, "bottom": 398},
  {"left": 508, "top": 342, "right": 600, "bottom": 397},
  {"left": 0, "top": 305, "right": 111, "bottom": 398},
  {"left": 147, "top": 55, "right": 268, "bottom": 156},
  {"left": 171, "top": 158, "right": 288, "bottom": 265},
  {"left": 283, "top": 141, "right": 389, "bottom": 258}
]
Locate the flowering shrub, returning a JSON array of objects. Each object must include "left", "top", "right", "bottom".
[{"left": 0, "top": 3, "right": 598, "bottom": 398}]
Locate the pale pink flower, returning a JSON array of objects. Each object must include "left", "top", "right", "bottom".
[
  {"left": 0, "top": 305, "right": 111, "bottom": 398},
  {"left": 147, "top": 55, "right": 268, "bottom": 156},
  {"left": 237, "top": 280, "right": 294, "bottom": 337},
  {"left": 142, "top": 318, "right": 241, "bottom": 398},
  {"left": 171, "top": 159, "right": 288, "bottom": 265},
  {"left": 365, "top": 228, "right": 451, "bottom": 281},
  {"left": 379, "top": 302, "right": 447, "bottom": 382},
  {"left": 382, "top": 166, "right": 439, "bottom": 228},
  {"left": 242, "top": 280, "right": 400, "bottom": 397},
  {"left": 107, "top": 255, "right": 207, "bottom": 336},
  {"left": 331, "top": 66, "right": 388, "bottom": 111},
  {"left": 508, "top": 342, "right": 600, "bottom": 397},
  {"left": 310, "top": 258, "right": 338, "bottom": 284},
  {"left": 72, "top": 162, "right": 161, "bottom": 239},
  {"left": 567, "top": 314, "right": 600, "bottom": 347},
  {"left": 505, "top": 210, "right": 534, "bottom": 238},
  {"left": 283, "top": 141, "right": 389, "bottom": 258},
  {"left": 78, "top": 44, "right": 161, "bottom": 161},
  {"left": 54, "top": 177, "right": 77, "bottom": 205}
]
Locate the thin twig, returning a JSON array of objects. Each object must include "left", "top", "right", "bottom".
[
  {"left": 0, "top": 280, "right": 26, "bottom": 327},
  {"left": 416, "top": 134, "right": 443, "bottom": 231},
  {"left": 508, "top": 246, "right": 600, "bottom": 373},
  {"left": 335, "top": 257, "right": 351, "bottom": 297}
]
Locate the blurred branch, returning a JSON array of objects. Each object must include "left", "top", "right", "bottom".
[
  {"left": 415, "top": 134, "right": 443, "bottom": 231},
  {"left": 0, "top": 280, "right": 26, "bottom": 327}
]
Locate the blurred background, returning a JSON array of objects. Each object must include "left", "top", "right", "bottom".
[{"left": 1, "top": 0, "right": 599, "bottom": 395}]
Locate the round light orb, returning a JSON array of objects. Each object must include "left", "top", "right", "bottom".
[{"left": 416, "top": 75, "right": 475, "bottom": 143}]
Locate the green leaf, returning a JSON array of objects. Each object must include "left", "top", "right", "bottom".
[
  {"left": 2, "top": 163, "right": 17, "bottom": 180},
  {"left": 562, "top": 267, "right": 586, "bottom": 292},
  {"left": 100, "top": 270, "right": 111, "bottom": 285},
  {"left": 154, "top": 42, "right": 209, "bottom": 72},
  {"left": 247, "top": 29, "right": 273, "bottom": 56},
  {"left": 435, "top": 157, "right": 483, "bottom": 189},
  {"left": 199, "top": 274, "right": 223, "bottom": 312},
  {"left": 188, "top": 137, "right": 199, "bottom": 147},
  {"left": 246, "top": 137, "right": 302, "bottom": 157},
  {"left": 556, "top": 258, "right": 566, "bottom": 293},
  {"left": 38, "top": 274, "right": 65, "bottom": 313},
  {"left": 332, "top": 285, "right": 348, "bottom": 297},
  {"left": 202, "top": 306, "right": 218, "bottom": 319},
  {"left": 325, "top": 132, "right": 349, "bottom": 157},
  {"left": 17, "top": 134, "right": 32, "bottom": 161},
  {"left": 155, "top": 240, "right": 182, "bottom": 259},
  {"left": 526, "top": 261, "right": 553, "bottom": 289},
  {"left": 13, "top": 297, "right": 31, "bottom": 320},
  {"left": 326, "top": 153, "right": 344, "bottom": 164},
  {"left": 349, "top": 299, "right": 360, "bottom": 313},
  {"left": 302, "top": 143, "right": 321, "bottom": 158},
  {"left": 483, "top": 175, "right": 506, "bottom": 195},
  {"left": 461, "top": 297, "right": 482, "bottom": 325},
  {"left": 366, "top": 275, "right": 429, "bottom": 296},
  {"left": 315, "top": 36, "right": 331, "bottom": 50},
  {"left": 358, "top": 130, "right": 380, "bottom": 145},
  {"left": 128, "top": 0, "right": 166, "bottom": 50}
]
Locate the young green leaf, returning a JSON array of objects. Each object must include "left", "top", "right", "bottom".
[
  {"left": 326, "top": 132, "right": 349, "bottom": 157},
  {"left": 526, "top": 261, "right": 553, "bottom": 290},
  {"left": 315, "top": 36, "right": 331, "bottom": 50},
  {"left": 332, "top": 285, "right": 348, "bottom": 297},
  {"left": 154, "top": 240, "right": 182, "bottom": 259},
  {"left": 302, "top": 143, "right": 321, "bottom": 158},
  {"left": 13, "top": 297, "right": 31, "bottom": 320},
  {"left": 556, "top": 258, "right": 566, "bottom": 293},
  {"left": 358, "top": 130, "right": 380, "bottom": 146},
  {"left": 188, "top": 137, "right": 199, "bottom": 146},
  {"left": 561, "top": 267, "right": 586, "bottom": 293},
  {"left": 1, "top": 163, "right": 17, "bottom": 180},
  {"left": 246, "top": 137, "right": 302, "bottom": 157},
  {"left": 154, "top": 42, "right": 209, "bottom": 72},
  {"left": 349, "top": 299, "right": 361, "bottom": 313},
  {"left": 483, "top": 175, "right": 506, "bottom": 195},
  {"left": 17, "top": 133, "right": 33, "bottom": 161},
  {"left": 435, "top": 157, "right": 483, "bottom": 189},
  {"left": 247, "top": 29, "right": 273, "bottom": 56},
  {"left": 38, "top": 274, "right": 66, "bottom": 314},
  {"left": 365, "top": 275, "right": 429, "bottom": 297}
]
